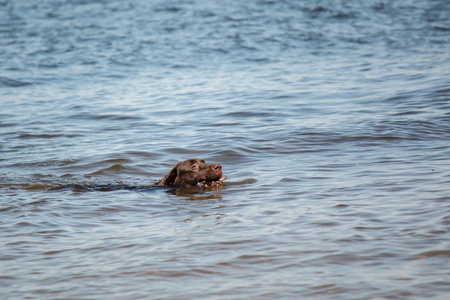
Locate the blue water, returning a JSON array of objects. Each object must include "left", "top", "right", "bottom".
[{"left": 1, "top": 0, "right": 450, "bottom": 299}]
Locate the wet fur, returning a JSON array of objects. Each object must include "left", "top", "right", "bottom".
[{"left": 158, "top": 159, "right": 222, "bottom": 187}]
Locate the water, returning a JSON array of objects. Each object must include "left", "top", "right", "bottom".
[{"left": 1, "top": 0, "right": 450, "bottom": 298}]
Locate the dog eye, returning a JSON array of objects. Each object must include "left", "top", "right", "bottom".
[{"left": 191, "top": 164, "right": 199, "bottom": 170}]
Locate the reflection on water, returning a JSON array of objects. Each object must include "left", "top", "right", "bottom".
[{"left": 1, "top": 0, "right": 450, "bottom": 299}]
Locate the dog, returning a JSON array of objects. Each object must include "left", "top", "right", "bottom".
[{"left": 157, "top": 159, "right": 225, "bottom": 187}]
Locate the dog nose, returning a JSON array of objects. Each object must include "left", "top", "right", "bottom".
[{"left": 213, "top": 164, "right": 221, "bottom": 171}]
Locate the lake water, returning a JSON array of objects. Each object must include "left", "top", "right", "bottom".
[{"left": 1, "top": 0, "right": 450, "bottom": 299}]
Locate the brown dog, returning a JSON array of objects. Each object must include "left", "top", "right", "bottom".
[{"left": 157, "top": 159, "right": 225, "bottom": 187}]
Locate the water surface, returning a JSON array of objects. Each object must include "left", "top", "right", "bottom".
[{"left": 1, "top": 0, "right": 450, "bottom": 299}]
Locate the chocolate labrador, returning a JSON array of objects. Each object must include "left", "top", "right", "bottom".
[{"left": 157, "top": 159, "right": 225, "bottom": 187}]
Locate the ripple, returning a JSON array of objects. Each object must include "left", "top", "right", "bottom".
[
  {"left": 0, "top": 77, "right": 32, "bottom": 87},
  {"left": 416, "top": 250, "right": 450, "bottom": 259}
]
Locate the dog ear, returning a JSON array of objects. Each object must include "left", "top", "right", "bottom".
[{"left": 157, "top": 163, "right": 179, "bottom": 186}]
